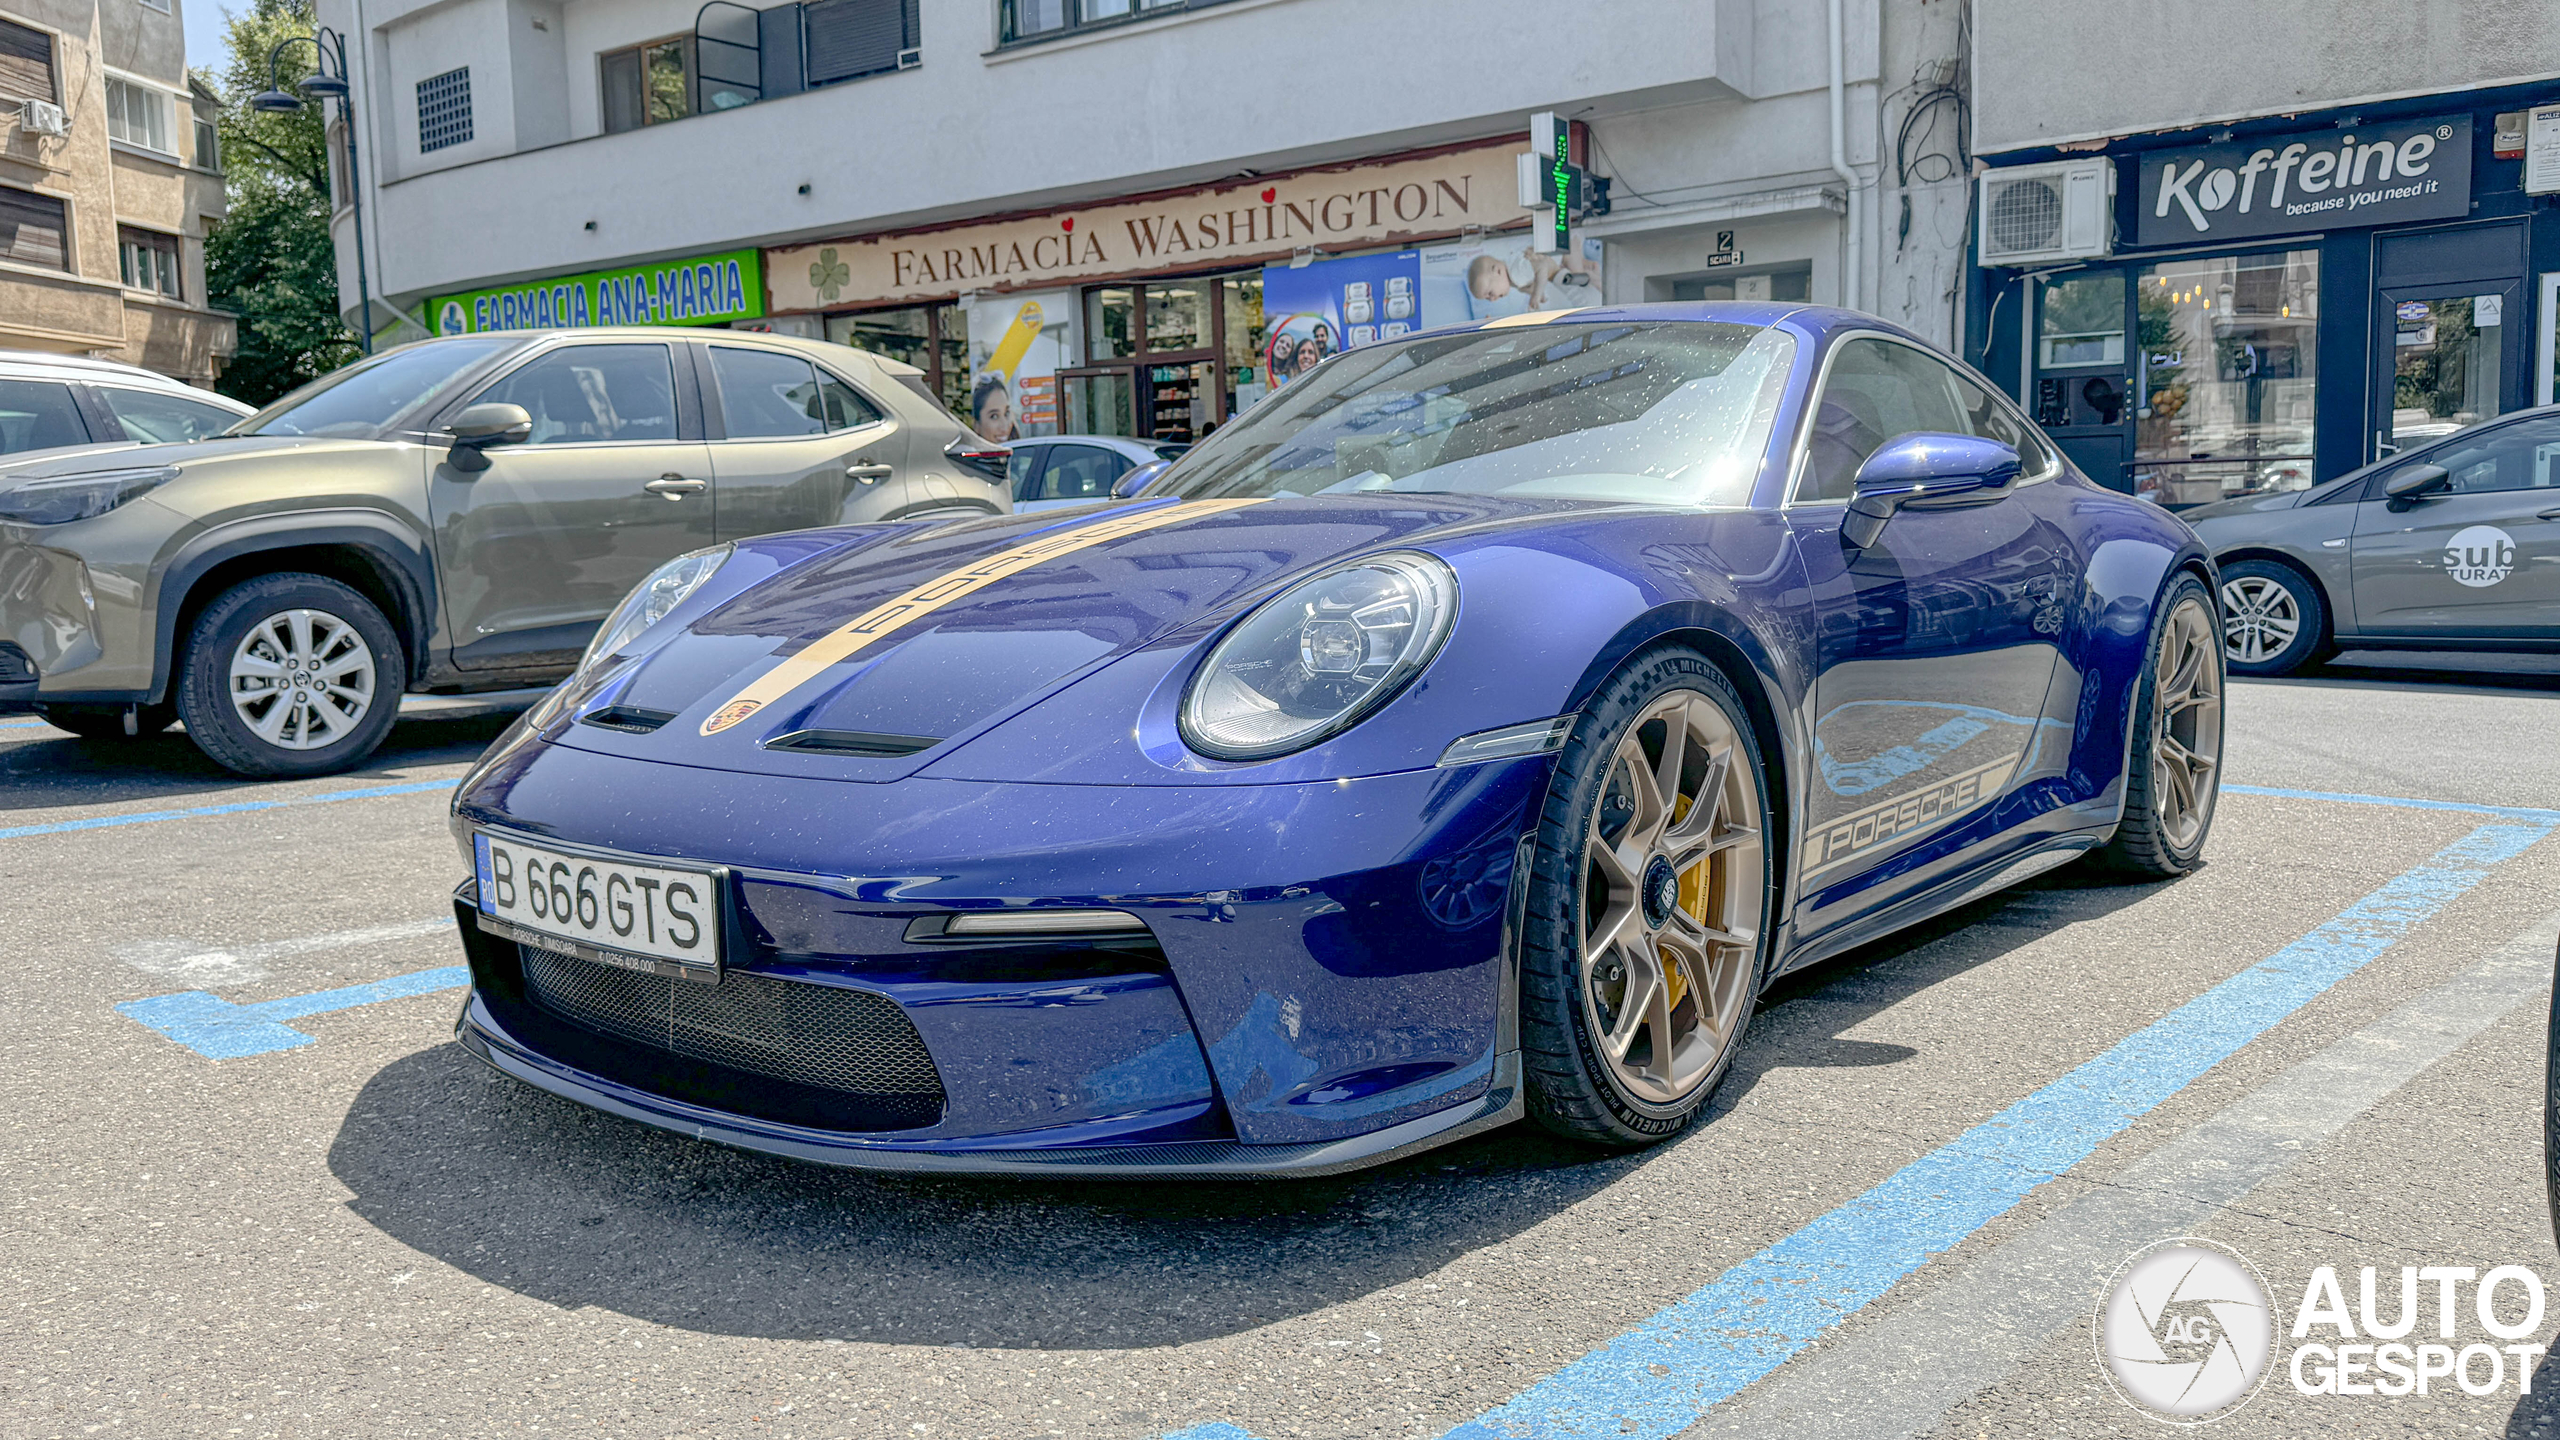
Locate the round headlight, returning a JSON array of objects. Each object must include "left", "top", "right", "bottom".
[
  {"left": 579, "top": 544, "right": 731, "bottom": 672},
  {"left": 1180, "top": 551, "right": 1457, "bottom": 761}
]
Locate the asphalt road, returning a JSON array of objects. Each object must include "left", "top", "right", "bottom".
[{"left": 5, "top": 653, "right": 2560, "bottom": 1440}]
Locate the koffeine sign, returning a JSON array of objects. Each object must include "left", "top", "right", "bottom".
[
  {"left": 2133, "top": 116, "right": 2471, "bottom": 246},
  {"left": 432, "top": 248, "right": 766, "bottom": 336}
]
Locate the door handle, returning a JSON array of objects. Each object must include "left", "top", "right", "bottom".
[
  {"left": 2538, "top": 506, "right": 2560, "bottom": 520},
  {"left": 845, "top": 462, "right": 894, "bottom": 484},
  {"left": 644, "top": 474, "right": 708, "bottom": 499}
]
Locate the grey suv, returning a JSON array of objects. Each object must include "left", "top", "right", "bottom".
[{"left": 0, "top": 328, "right": 1010, "bottom": 776}]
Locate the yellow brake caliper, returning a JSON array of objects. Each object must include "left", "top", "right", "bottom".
[{"left": 1663, "top": 793, "right": 1700, "bottom": 1012}]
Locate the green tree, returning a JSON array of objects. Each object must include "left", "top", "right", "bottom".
[{"left": 201, "top": 0, "right": 359, "bottom": 406}]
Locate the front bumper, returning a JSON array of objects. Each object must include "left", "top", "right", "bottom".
[{"left": 450, "top": 736, "right": 1553, "bottom": 1170}]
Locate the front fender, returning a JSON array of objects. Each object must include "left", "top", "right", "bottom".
[{"left": 147, "top": 510, "right": 438, "bottom": 700}]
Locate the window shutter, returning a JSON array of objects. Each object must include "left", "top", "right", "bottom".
[
  {"left": 0, "top": 184, "right": 68, "bottom": 269},
  {"left": 801, "top": 0, "right": 912, "bottom": 87},
  {"left": 416, "top": 66, "right": 473, "bottom": 152},
  {"left": 0, "top": 19, "right": 52, "bottom": 105}
]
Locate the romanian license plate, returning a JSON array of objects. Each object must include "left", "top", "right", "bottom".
[{"left": 474, "top": 831, "right": 723, "bottom": 976}]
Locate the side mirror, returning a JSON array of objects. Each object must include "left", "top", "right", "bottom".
[
  {"left": 1113, "top": 458, "right": 1171, "bottom": 499},
  {"left": 2383, "top": 462, "right": 2451, "bottom": 502},
  {"left": 447, "top": 402, "right": 532, "bottom": 446},
  {"left": 1841, "top": 432, "right": 2023, "bottom": 549}
]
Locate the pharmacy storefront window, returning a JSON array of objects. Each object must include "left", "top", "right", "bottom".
[
  {"left": 826, "top": 304, "right": 968, "bottom": 418},
  {"left": 2131, "top": 250, "right": 2320, "bottom": 506}
]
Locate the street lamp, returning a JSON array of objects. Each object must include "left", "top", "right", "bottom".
[{"left": 251, "top": 28, "right": 373, "bottom": 354}]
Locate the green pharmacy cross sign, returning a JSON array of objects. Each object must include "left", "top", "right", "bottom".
[{"left": 433, "top": 249, "right": 767, "bottom": 335}]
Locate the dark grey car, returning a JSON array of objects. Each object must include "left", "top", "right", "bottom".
[{"left": 2183, "top": 404, "right": 2560, "bottom": 674}]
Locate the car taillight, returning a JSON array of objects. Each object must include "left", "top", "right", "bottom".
[{"left": 944, "top": 435, "right": 1012, "bottom": 482}]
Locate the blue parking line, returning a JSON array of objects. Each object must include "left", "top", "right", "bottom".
[
  {"left": 118, "top": 964, "right": 470, "bottom": 1059},
  {"left": 2222, "top": 782, "right": 2560, "bottom": 824},
  {"left": 0, "top": 778, "right": 457, "bottom": 842},
  {"left": 1427, "top": 819, "right": 2548, "bottom": 1440}
]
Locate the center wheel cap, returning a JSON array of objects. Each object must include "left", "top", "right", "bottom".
[{"left": 1641, "top": 855, "right": 1681, "bottom": 929}]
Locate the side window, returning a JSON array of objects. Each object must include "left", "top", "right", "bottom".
[
  {"left": 0, "top": 378, "right": 90, "bottom": 453},
  {"left": 815, "top": 371, "right": 886, "bottom": 431},
  {"left": 476, "top": 344, "right": 677, "bottom": 444},
  {"left": 1008, "top": 444, "right": 1049, "bottom": 501},
  {"left": 1798, "top": 338, "right": 1969, "bottom": 501},
  {"left": 1948, "top": 368, "right": 2058, "bottom": 479},
  {"left": 1036, "top": 444, "right": 1127, "bottom": 502},
  {"left": 2416, "top": 416, "right": 2560, "bottom": 495},
  {"left": 99, "top": 386, "right": 237, "bottom": 443},
  {"left": 709, "top": 347, "right": 825, "bottom": 439}
]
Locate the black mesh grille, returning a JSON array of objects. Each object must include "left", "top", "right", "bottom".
[{"left": 519, "top": 945, "right": 944, "bottom": 1114}]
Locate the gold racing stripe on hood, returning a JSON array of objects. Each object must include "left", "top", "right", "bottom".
[{"left": 698, "top": 498, "right": 1265, "bottom": 736}]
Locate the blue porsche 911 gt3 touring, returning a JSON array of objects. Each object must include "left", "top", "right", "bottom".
[{"left": 444, "top": 303, "right": 2223, "bottom": 1177}]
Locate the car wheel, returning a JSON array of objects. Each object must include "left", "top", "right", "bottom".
[
  {"left": 2097, "top": 574, "right": 2224, "bottom": 877},
  {"left": 174, "top": 574, "right": 405, "bottom": 778},
  {"left": 36, "top": 702, "right": 176, "bottom": 740},
  {"left": 2217, "top": 559, "right": 2330, "bottom": 676},
  {"left": 1519, "top": 646, "right": 1774, "bottom": 1148}
]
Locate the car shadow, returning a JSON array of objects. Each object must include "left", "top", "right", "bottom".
[
  {"left": 2274, "top": 651, "right": 2560, "bottom": 697},
  {"left": 1705, "top": 863, "right": 2173, "bottom": 1117},
  {"left": 0, "top": 711, "right": 519, "bottom": 813},
  {"left": 322, "top": 863, "right": 2162, "bottom": 1350}
]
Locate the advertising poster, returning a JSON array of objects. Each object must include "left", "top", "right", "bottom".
[
  {"left": 1258, "top": 250, "right": 1419, "bottom": 389},
  {"left": 963, "top": 290, "right": 1073, "bottom": 441},
  {"left": 1416, "top": 232, "right": 1604, "bottom": 326}
]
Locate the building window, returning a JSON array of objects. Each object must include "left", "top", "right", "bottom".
[
  {"left": 0, "top": 18, "right": 56, "bottom": 104},
  {"left": 803, "top": 0, "right": 918, "bottom": 86},
  {"left": 2132, "top": 249, "right": 2321, "bottom": 506},
  {"left": 600, "top": 36, "right": 693, "bottom": 133},
  {"left": 416, "top": 66, "right": 473, "bottom": 152},
  {"left": 1001, "top": 0, "right": 1188, "bottom": 44},
  {"left": 105, "top": 76, "right": 173, "bottom": 153},
  {"left": 0, "top": 184, "right": 68, "bottom": 270},
  {"left": 118, "top": 226, "right": 181, "bottom": 298},
  {"left": 192, "top": 114, "right": 220, "bottom": 171}
]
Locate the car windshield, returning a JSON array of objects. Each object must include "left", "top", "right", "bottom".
[
  {"left": 232, "top": 338, "right": 515, "bottom": 439},
  {"left": 1159, "top": 320, "right": 1796, "bottom": 507}
]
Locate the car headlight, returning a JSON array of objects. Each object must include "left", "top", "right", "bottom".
[
  {"left": 0, "top": 466, "right": 177, "bottom": 525},
  {"left": 1181, "top": 551, "right": 1456, "bottom": 760},
  {"left": 579, "top": 545, "right": 731, "bottom": 672}
]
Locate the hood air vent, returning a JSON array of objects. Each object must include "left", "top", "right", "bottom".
[
  {"left": 763, "top": 728, "right": 941, "bottom": 757},
  {"left": 580, "top": 705, "right": 677, "bottom": 734}
]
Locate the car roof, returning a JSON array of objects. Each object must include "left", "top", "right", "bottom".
[
  {"left": 414, "top": 326, "right": 925, "bottom": 377},
  {"left": 0, "top": 350, "right": 253, "bottom": 408}
]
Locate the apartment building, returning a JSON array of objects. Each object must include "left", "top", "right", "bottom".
[{"left": 0, "top": 0, "right": 235, "bottom": 384}]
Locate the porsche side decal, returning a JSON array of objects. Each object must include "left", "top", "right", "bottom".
[
  {"left": 1801, "top": 752, "right": 2022, "bottom": 877},
  {"left": 700, "top": 498, "right": 1265, "bottom": 736}
]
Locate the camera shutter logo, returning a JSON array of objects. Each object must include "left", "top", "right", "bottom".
[
  {"left": 2097, "top": 1239, "right": 2274, "bottom": 1422},
  {"left": 2443, "top": 524, "right": 2517, "bottom": 587}
]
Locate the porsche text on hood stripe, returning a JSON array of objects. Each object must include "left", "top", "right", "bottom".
[{"left": 699, "top": 499, "right": 1264, "bottom": 736}]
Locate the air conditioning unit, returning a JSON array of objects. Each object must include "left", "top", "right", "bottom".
[
  {"left": 1978, "top": 160, "right": 2114, "bottom": 267},
  {"left": 18, "top": 99, "right": 69, "bottom": 138}
]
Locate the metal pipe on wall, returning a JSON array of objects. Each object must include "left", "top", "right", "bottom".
[{"left": 1828, "top": 0, "right": 1861, "bottom": 313}]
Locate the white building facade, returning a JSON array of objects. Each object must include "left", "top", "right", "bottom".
[{"left": 322, "top": 0, "right": 1971, "bottom": 441}]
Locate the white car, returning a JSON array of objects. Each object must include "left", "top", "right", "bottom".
[
  {"left": 1007, "top": 434, "right": 1188, "bottom": 511},
  {"left": 0, "top": 351, "right": 251, "bottom": 457}
]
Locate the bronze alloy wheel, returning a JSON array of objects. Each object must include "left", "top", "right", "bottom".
[
  {"left": 1576, "top": 688, "right": 1767, "bottom": 1107},
  {"left": 2149, "top": 593, "right": 2224, "bottom": 853}
]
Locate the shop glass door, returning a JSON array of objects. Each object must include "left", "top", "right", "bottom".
[
  {"left": 2030, "top": 271, "right": 2133, "bottom": 492},
  {"left": 2374, "top": 285, "right": 2516, "bottom": 458},
  {"left": 1061, "top": 371, "right": 1136, "bottom": 437}
]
